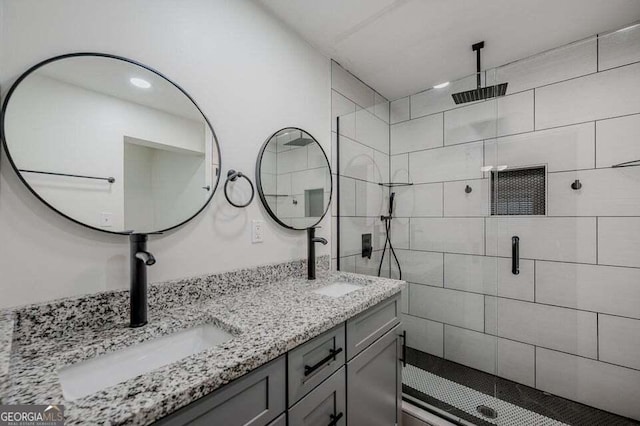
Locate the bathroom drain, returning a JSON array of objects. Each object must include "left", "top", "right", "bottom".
[{"left": 477, "top": 405, "right": 498, "bottom": 419}]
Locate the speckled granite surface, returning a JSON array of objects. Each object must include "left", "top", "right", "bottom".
[{"left": 0, "top": 256, "right": 404, "bottom": 425}]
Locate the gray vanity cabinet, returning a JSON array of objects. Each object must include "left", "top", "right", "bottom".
[
  {"left": 153, "top": 356, "right": 286, "bottom": 426},
  {"left": 153, "top": 294, "right": 402, "bottom": 426},
  {"left": 288, "top": 367, "right": 346, "bottom": 426},
  {"left": 347, "top": 324, "right": 402, "bottom": 426},
  {"left": 288, "top": 324, "right": 345, "bottom": 405}
]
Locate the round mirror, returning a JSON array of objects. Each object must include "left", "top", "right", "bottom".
[
  {"left": 1, "top": 53, "right": 220, "bottom": 234},
  {"left": 256, "top": 128, "right": 331, "bottom": 230}
]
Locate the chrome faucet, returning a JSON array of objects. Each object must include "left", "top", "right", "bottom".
[
  {"left": 129, "top": 233, "right": 156, "bottom": 327},
  {"left": 307, "top": 227, "right": 327, "bottom": 280}
]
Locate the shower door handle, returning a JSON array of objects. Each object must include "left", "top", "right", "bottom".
[{"left": 512, "top": 236, "right": 520, "bottom": 275}]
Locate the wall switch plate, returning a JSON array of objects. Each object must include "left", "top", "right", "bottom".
[
  {"left": 252, "top": 220, "right": 264, "bottom": 243},
  {"left": 362, "top": 233, "right": 372, "bottom": 259},
  {"left": 99, "top": 212, "right": 113, "bottom": 227}
]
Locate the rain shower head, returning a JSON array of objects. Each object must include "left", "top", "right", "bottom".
[
  {"left": 283, "top": 135, "right": 314, "bottom": 147},
  {"left": 451, "top": 41, "right": 508, "bottom": 105}
]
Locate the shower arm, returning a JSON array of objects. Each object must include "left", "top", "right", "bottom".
[{"left": 473, "top": 41, "right": 484, "bottom": 89}]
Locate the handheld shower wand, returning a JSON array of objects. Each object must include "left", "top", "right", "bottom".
[{"left": 378, "top": 192, "right": 402, "bottom": 280}]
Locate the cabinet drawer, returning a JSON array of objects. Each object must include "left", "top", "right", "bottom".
[
  {"left": 153, "top": 356, "right": 286, "bottom": 426},
  {"left": 288, "top": 367, "right": 346, "bottom": 426},
  {"left": 288, "top": 324, "right": 345, "bottom": 405},
  {"left": 346, "top": 295, "right": 400, "bottom": 360},
  {"left": 347, "top": 325, "right": 401, "bottom": 426}
]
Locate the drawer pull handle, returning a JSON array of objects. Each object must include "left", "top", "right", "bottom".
[
  {"left": 328, "top": 412, "right": 343, "bottom": 426},
  {"left": 304, "top": 347, "right": 343, "bottom": 376}
]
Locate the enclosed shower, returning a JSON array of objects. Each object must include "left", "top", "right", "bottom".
[{"left": 333, "top": 21, "right": 640, "bottom": 426}]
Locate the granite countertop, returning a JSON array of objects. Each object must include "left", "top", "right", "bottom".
[{"left": 0, "top": 257, "right": 404, "bottom": 425}]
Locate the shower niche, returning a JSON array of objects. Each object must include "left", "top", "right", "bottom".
[{"left": 491, "top": 166, "right": 546, "bottom": 216}]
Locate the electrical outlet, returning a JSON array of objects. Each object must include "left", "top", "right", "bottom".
[
  {"left": 252, "top": 220, "right": 264, "bottom": 243},
  {"left": 99, "top": 212, "right": 113, "bottom": 227}
]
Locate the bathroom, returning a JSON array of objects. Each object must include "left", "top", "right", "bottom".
[{"left": 1, "top": 1, "right": 639, "bottom": 425}]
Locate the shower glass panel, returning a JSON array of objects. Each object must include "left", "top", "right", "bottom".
[{"left": 334, "top": 23, "right": 640, "bottom": 422}]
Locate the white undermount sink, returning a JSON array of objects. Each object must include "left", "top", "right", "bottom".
[
  {"left": 58, "top": 324, "right": 234, "bottom": 401},
  {"left": 312, "top": 281, "right": 363, "bottom": 298}
]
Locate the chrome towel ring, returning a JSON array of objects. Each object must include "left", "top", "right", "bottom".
[{"left": 224, "top": 169, "right": 254, "bottom": 208}]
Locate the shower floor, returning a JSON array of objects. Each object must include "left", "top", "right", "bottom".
[{"left": 402, "top": 348, "right": 639, "bottom": 426}]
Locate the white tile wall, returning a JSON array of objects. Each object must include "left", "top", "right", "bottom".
[
  {"left": 536, "top": 348, "right": 640, "bottom": 421},
  {"left": 356, "top": 108, "right": 389, "bottom": 154},
  {"left": 484, "top": 122, "right": 595, "bottom": 173},
  {"left": 331, "top": 61, "right": 375, "bottom": 109},
  {"left": 401, "top": 286, "right": 409, "bottom": 313},
  {"left": 410, "top": 218, "right": 485, "bottom": 255},
  {"left": 372, "top": 92, "right": 390, "bottom": 123},
  {"left": 331, "top": 90, "right": 356, "bottom": 138},
  {"left": 598, "top": 24, "right": 640, "bottom": 71},
  {"left": 491, "top": 298, "right": 598, "bottom": 358},
  {"left": 548, "top": 167, "right": 640, "bottom": 216},
  {"left": 332, "top": 176, "right": 356, "bottom": 217},
  {"left": 336, "top": 255, "right": 356, "bottom": 273},
  {"left": 409, "top": 142, "right": 483, "bottom": 183},
  {"left": 356, "top": 249, "right": 389, "bottom": 277},
  {"left": 337, "top": 135, "right": 387, "bottom": 183},
  {"left": 444, "top": 325, "right": 497, "bottom": 374},
  {"left": 596, "top": 113, "right": 640, "bottom": 168},
  {"left": 390, "top": 97, "right": 410, "bottom": 124},
  {"left": 396, "top": 249, "right": 443, "bottom": 286},
  {"left": 444, "top": 91, "right": 533, "bottom": 146},
  {"left": 337, "top": 216, "right": 380, "bottom": 257},
  {"left": 409, "top": 284, "right": 485, "bottom": 332},
  {"left": 394, "top": 184, "right": 443, "bottom": 218},
  {"left": 390, "top": 154, "right": 409, "bottom": 182},
  {"left": 444, "top": 254, "right": 534, "bottom": 301},
  {"left": 497, "top": 338, "right": 536, "bottom": 387},
  {"left": 598, "top": 217, "right": 640, "bottom": 267},
  {"left": 355, "top": 180, "right": 384, "bottom": 217},
  {"left": 485, "top": 217, "right": 597, "bottom": 264},
  {"left": 403, "top": 314, "right": 444, "bottom": 357},
  {"left": 390, "top": 113, "right": 443, "bottom": 154},
  {"left": 388, "top": 216, "right": 410, "bottom": 250},
  {"left": 535, "top": 61, "right": 640, "bottom": 129},
  {"left": 598, "top": 314, "right": 640, "bottom": 370},
  {"left": 443, "top": 179, "right": 488, "bottom": 217},
  {"left": 536, "top": 261, "right": 640, "bottom": 319},
  {"left": 494, "top": 38, "right": 597, "bottom": 94}
]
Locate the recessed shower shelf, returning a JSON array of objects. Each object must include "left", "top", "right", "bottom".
[{"left": 377, "top": 182, "right": 414, "bottom": 187}]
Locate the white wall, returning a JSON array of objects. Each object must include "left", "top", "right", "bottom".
[{"left": 0, "top": 0, "right": 331, "bottom": 308}]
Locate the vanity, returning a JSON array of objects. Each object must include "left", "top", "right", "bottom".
[
  {"left": 0, "top": 53, "right": 403, "bottom": 425},
  {"left": 0, "top": 258, "right": 404, "bottom": 425}
]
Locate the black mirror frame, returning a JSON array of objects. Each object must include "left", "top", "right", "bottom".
[
  {"left": 255, "top": 127, "right": 332, "bottom": 231},
  {"left": 0, "top": 52, "right": 222, "bottom": 236}
]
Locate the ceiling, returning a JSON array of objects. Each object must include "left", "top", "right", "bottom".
[
  {"left": 40, "top": 56, "right": 205, "bottom": 121},
  {"left": 257, "top": 0, "right": 640, "bottom": 100}
]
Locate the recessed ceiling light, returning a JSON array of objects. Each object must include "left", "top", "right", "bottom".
[
  {"left": 130, "top": 77, "right": 151, "bottom": 89},
  {"left": 433, "top": 81, "right": 450, "bottom": 89}
]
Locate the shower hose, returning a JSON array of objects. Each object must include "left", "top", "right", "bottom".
[{"left": 377, "top": 213, "right": 402, "bottom": 280}]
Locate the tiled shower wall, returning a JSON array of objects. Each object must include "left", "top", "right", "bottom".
[
  {"left": 330, "top": 60, "right": 393, "bottom": 276},
  {"left": 389, "top": 26, "right": 640, "bottom": 421}
]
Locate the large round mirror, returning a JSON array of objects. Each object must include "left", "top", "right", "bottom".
[
  {"left": 256, "top": 128, "right": 331, "bottom": 230},
  {"left": 1, "top": 53, "right": 220, "bottom": 234}
]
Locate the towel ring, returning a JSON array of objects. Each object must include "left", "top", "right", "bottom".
[{"left": 224, "top": 170, "right": 254, "bottom": 208}]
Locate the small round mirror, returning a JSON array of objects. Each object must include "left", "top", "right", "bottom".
[
  {"left": 256, "top": 128, "right": 331, "bottom": 230},
  {"left": 1, "top": 53, "right": 221, "bottom": 234}
]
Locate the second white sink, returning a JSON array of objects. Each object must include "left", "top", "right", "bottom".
[
  {"left": 312, "top": 281, "right": 363, "bottom": 298},
  {"left": 58, "top": 324, "right": 234, "bottom": 401}
]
